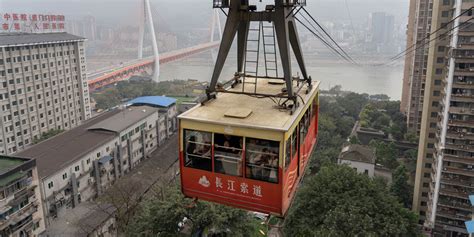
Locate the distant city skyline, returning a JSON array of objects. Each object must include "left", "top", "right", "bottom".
[{"left": 1, "top": 0, "right": 409, "bottom": 29}]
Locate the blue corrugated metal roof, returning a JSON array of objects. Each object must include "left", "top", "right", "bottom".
[
  {"left": 128, "top": 96, "right": 177, "bottom": 108},
  {"left": 469, "top": 195, "right": 474, "bottom": 206},
  {"left": 466, "top": 220, "right": 474, "bottom": 234},
  {"left": 98, "top": 155, "right": 113, "bottom": 165}
]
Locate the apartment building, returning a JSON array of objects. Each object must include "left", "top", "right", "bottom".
[
  {"left": 0, "top": 155, "right": 45, "bottom": 236},
  {"left": 16, "top": 102, "right": 176, "bottom": 226},
  {"left": 401, "top": 0, "right": 433, "bottom": 133},
  {"left": 0, "top": 32, "right": 91, "bottom": 155},
  {"left": 413, "top": 0, "right": 474, "bottom": 236}
]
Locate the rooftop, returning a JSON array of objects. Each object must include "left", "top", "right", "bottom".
[
  {"left": 179, "top": 79, "right": 320, "bottom": 131},
  {"left": 16, "top": 106, "right": 157, "bottom": 179},
  {"left": 339, "top": 144, "right": 376, "bottom": 164},
  {"left": 127, "top": 96, "right": 177, "bottom": 108},
  {"left": 0, "top": 32, "right": 85, "bottom": 47},
  {"left": 0, "top": 156, "right": 36, "bottom": 187},
  {"left": 0, "top": 157, "right": 26, "bottom": 175},
  {"left": 88, "top": 106, "right": 158, "bottom": 133}
]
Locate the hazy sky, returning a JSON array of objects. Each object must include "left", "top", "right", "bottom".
[{"left": 0, "top": 0, "right": 409, "bottom": 32}]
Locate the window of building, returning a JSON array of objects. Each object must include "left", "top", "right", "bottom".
[
  {"left": 245, "top": 138, "right": 279, "bottom": 183},
  {"left": 48, "top": 181, "right": 54, "bottom": 189},
  {"left": 62, "top": 173, "right": 68, "bottom": 180},
  {"left": 424, "top": 163, "right": 432, "bottom": 168},
  {"left": 75, "top": 166, "right": 80, "bottom": 172},
  {"left": 422, "top": 182, "right": 429, "bottom": 188},
  {"left": 214, "top": 133, "right": 243, "bottom": 177},
  {"left": 423, "top": 173, "right": 430, "bottom": 178},
  {"left": 183, "top": 130, "right": 212, "bottom": 171}
]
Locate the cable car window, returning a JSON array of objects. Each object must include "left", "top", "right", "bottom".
[
  {"left": 305, "top": 109, "right": 310, "bottom": 130},
  {"left": 312, "top": 98, "right": 317, "bottom": 118},
  {"left": 299, "top": 112, "right": 308, "bottom": 145},
  {"left": 284, "top": 139, "right": 291, "bottom": 169},
  {"left": 291, "top": 128, "right": 297, "bottom": 158},
  {"left": 184, "top": 130, "right": 212, "bottom": 171},
  {"left": 214, "top": 134, "right": 243, "bottom": 176},
  {"left": 245, "top": 138, "right": 279, "bottom": 183}
]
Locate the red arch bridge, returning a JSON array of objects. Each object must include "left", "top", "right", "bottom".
[{"left": 87, "top": 41, "right": 219, "bottom": 91}]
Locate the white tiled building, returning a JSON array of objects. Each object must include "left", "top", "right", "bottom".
[
  {"left": 16, "top": 104, "right": 176, "bottom": 226},
  {"left": 0, "top": 32, "right": 91, "bottom": 155}
]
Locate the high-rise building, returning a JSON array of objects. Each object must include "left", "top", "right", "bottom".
[
  {"left": 401, "top": 0, "right": 433, "bottom": 134},
  {"left": 0, "top": 33, "right": 91, "bottom": 155},
  {"left": 401, "top": 0, "right": 418, "bottom": 116},
  {"left": 0, "top": 155, "right": 46, "bottom": 236},
  {"left": 413, "top": 0, "right": 474, "bottom": 236},
  {"left": 370, "top": 12, "right": 395, "bottom": 45}
]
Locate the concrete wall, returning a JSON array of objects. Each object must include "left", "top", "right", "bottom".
[{"left": 339, "top": 159, "right": 375, "bottom": 177}]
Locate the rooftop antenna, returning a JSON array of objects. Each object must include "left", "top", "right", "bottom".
[{"left": 206, "top": 0, "right": 311, "bottom": 110}]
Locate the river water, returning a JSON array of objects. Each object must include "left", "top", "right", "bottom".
[{"left": 157, "top": 52, "right": 404, "bottom": 100}]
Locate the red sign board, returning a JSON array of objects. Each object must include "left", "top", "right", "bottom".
[
  {"left": 180, "top": 152, "right": 283, "bottom": 215},
  {"left": 0, "top": 13, "right": 65, "bottom": 33}
]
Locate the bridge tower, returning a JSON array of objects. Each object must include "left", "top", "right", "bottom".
[
  {"left": 210, "top": 9, "right": 223, "bottom": 43},
  {"left": 210, "top": 9, "right": 223, "bottom": 62},
  {"left": 138, "top": 0, "right": 160, "bottom": 82}
]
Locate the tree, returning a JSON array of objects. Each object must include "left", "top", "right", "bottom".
[
  {"left": 33, "top": 128, "right": 64, "bottom": 144},
  {"left": 126, "top": 184, "right": 263, "bottom": 236},
  {"left": 283, "top": 165, "right": 419, "bottom": 236},
  {"left": 370, "top": 140, "right": 399, "bottom": 170},
  {"left": 391, "top": 165, "right": 413, "bottom": 209},
  {"left": 349, "top": 135, "right": 360, "bottom": 144}
]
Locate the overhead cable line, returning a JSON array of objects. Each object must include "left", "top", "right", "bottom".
[
  {"left": 383, "top": 17, "right": 474, "bottom": 66},
  {"left": 298, "top": 7, "right": 358, "bottom": 65},
  {"left": 387, "top": 7, "right": 473, "bottom": 62},
  {"left": 295, "top": 17, "right": 354, "bottom": 64},
  {"left": 296, "top": 14, "right": 351, "bottom": 62}
]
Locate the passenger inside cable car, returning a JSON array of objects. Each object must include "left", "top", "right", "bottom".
[{"left": 184, "top": 130, "right": 212, "bottom": 171}]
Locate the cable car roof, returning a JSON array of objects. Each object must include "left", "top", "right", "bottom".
[{"left": 179, "top": 79, "right": 320, "bottom": 132}]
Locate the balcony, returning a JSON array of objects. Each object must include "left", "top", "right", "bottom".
[
  {"left": 452, "top": 80, "right": 474, "bottom": 90},
  {"left": 449, "top": 106, "right": 474, "bottom": 116},
  {"left": 443, "top": 154, "right": 472, "bottom": 165},
  {"left": 436, "top": 208, "right": 470, "bottom": 221},
  {"left": 446, "top": 130, "right": 474, "bottom": 140},
  {"left": 0, "top": 201, "right": 37, "bottom": 229},
  {"left": 440, "top": 175, "right": 474, "bottom": 188},
  {"left": 438, "top": 199, "right": 471, "bottom": 212},
  {"left": 435, "top": 220, "right": 469, "bottom": 234},
  {"left": 448, "top": 118, "right": 474, "bottom": 128},
  {"left": 439, "top": 186, "right": 470, "bottom": 200},
  {"left": 444, "top": 143, "right": 473, "bottom": 152},
  {"left": 442, "top": 166, "right": 474, "bottom": 177},
  {"left": 452, "top": 49, "right": 474, "bottom": 60}
]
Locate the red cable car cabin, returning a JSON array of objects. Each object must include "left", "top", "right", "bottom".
[{"left": 178, "top": 80, "right": 319, "bottom": 217}]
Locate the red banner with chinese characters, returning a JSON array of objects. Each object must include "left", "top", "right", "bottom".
[
  {"left": 180, "top": 152, "right": 283, "bottom": 216},
  {"left": 0, "top": 13, "right": 65, "bottom": 33}
]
